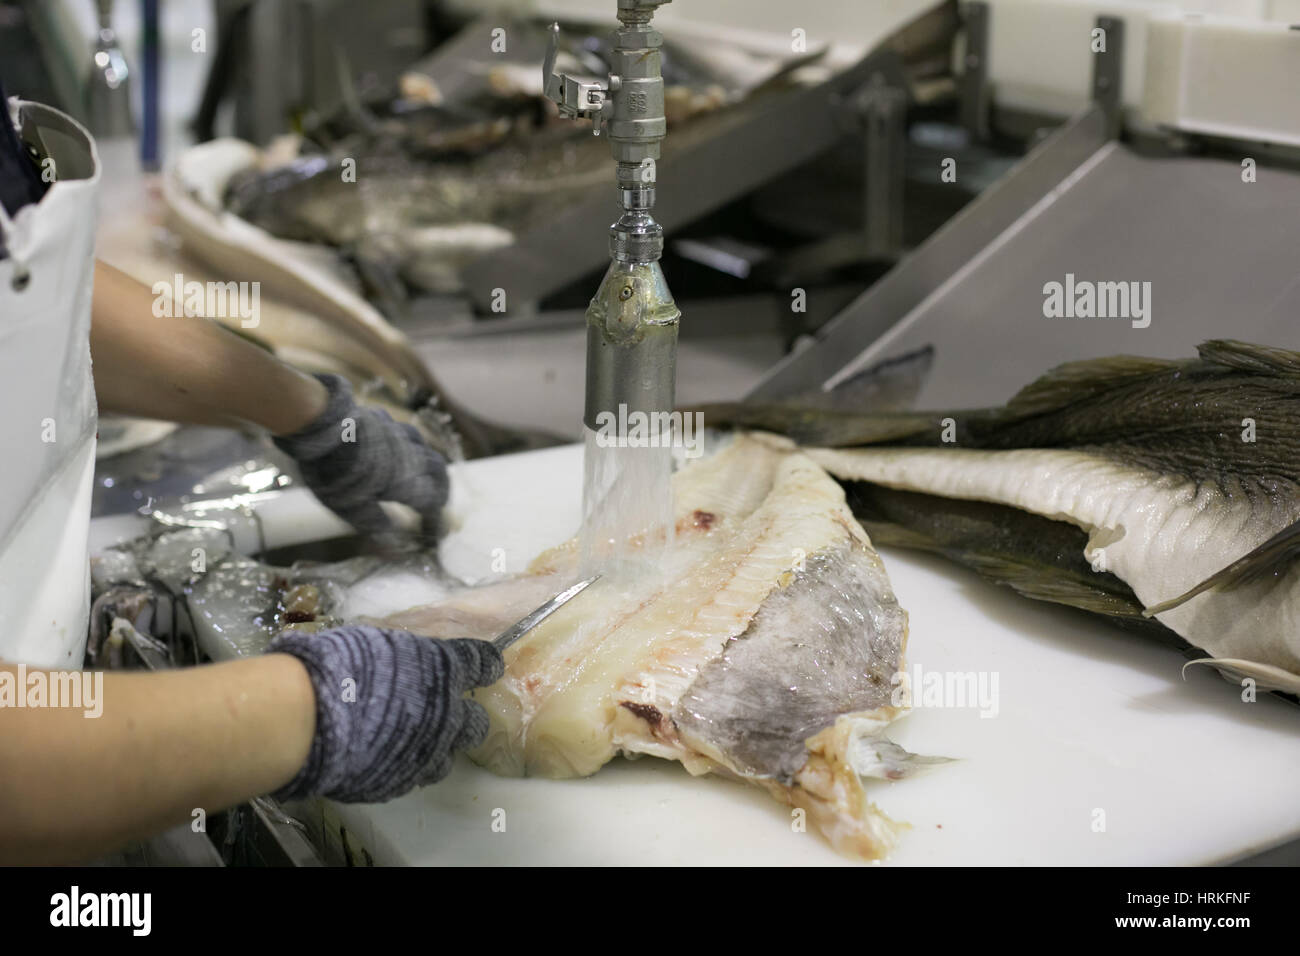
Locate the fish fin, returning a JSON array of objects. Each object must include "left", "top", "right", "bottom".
[
  {"left": 858, "top": 518, "right": 1155, "bottom": 623},
  {"left": 795, "top": 718, "right": 910, "bottom": 859},
  {"left": 1196, "top": 339, "right": 1300, "bottom": 377},
  {"left": 1144, "top": 517, "right": 1300, "bottom": 615},
  {"left": 854, "top": 517, "right": 947, "bottom": 552},
  {"left": 721, "top": 351, "right": 1180, "bottom": 446},
  {"left": 958, "top": 551, "right": 1161, "bottom": 622},
  {"left": 1003, "top": 353, "right": 1183, "bottom": 418},
  {"left": 794, "top": 345, "right": 936, "bottom": 413},
  {"left": 108, "top": 616, "right": 172, "bottom": 671},
  {"left": 685, "top": 403, "right": 936, "bottom": 446},
  {"left": 344, "top": 237, "right": 410, "bottom": 320},
  {"left": 849, "top": 734, "right": 954, "bottom": 781},
  {"left": 686, "top": 347, "right": 937, "bottom": 444},
  {"left": 848, "top": 484, "right": 1187, "bottom": 640},
  {"left": 1181, "top": 657, "right": 1300, "bottom": 697}
]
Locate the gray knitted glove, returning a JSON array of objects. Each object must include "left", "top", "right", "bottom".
[
  {"left": 273, "top": 374, "right": 449, "bottom": 536},
  {"left": 269, "top": 625, "right": 504, "bottom": 803}
]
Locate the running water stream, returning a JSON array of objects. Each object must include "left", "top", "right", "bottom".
[{"left": 578, "top": 425, "right": 675, "bottom": 581}]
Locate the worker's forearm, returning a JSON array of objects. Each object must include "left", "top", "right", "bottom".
[
  {"left": 90, "top": 261, "right": 328, "bottom": 435},
  {"left": 0, "top": 654, "right": 315, "bottom": 865}
]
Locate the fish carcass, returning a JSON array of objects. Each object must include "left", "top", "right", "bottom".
[
  {"left": 696, "top": 340, "right": 1300, "bottom": 695},
  {"left": 214, "top": 14, "right": 827, "bottom": 314},
  {"left": 381, "top": 434, "right": 938, "bottom": 859},
  {"left": 153, "top": 139, "right": 561, "bottom": 459}
]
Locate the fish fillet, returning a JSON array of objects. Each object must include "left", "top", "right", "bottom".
[{"left": 382, "top": 434, "right": 927, "bottom": 859}]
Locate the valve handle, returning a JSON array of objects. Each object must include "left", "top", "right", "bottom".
[{"left": 543, "top": 22, "right": 613, "bottom": 132}]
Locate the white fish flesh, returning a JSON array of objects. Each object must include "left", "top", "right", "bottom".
[{"left": 381, "top": 434, "right": 937, "bottom": 859}]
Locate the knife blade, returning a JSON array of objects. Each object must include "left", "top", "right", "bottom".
[{"left": 492, "top": 575, "right": 600, "bottom": 651}]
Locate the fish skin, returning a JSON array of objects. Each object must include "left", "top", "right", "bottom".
[
  {"left": 722, "top": 340, "right": 1300, "bottom": 693},
  {"left": 303, "top": 105, "right": 527, "bottom": 163},
  {"left": 671, "top": 547, "right": 906, "bottom": 783},
  {"left": 811, "top": 444, "right": 1300, "bottom": 693},
  {"left": 223, "top": 153, "right": 518, "bottom": 250},
  {"left": 846, "top": 483, "right": 1183, "bottom": 642},
  {"left": 383, "top": 433, "right": 933, "bottom": 859}
]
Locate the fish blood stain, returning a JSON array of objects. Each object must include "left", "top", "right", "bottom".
[{"left": 578, "top": 425, "right": 675, "bottom": 582}]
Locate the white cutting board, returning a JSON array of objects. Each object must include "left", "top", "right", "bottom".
[{"left": 327, "top": 444, "right": 1300, "bottom": 865}]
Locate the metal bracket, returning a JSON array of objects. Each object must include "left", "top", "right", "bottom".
[
  {"left": 859, "top": 75, "right": 908, "bottom": 260},
  {"left": 1091, "top": 15, "right": 1124, "bottom": 139},
  {"left": 748, "top": 105, "right": 1112, "bottom": 400},
  {"left": 827, "top": 51, "right": 909, "bottom": 263},
  {"left": 462, "top": 9, "right": 949, "bottom": 313},
  {"left": 960, "top": 1, "right": 991, "bottom": 142}
]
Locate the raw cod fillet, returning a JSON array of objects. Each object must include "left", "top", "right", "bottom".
[{"left": 383, "top": 434, "right": 929, "bottom": 859}]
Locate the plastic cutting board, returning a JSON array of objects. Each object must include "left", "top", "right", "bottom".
[{"left": 321, "top": 443, "right": 1300, "bottom": 865}]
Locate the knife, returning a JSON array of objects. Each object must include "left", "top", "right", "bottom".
[{"left": 492, "top": 575, "right": 600, "bottom": 651}]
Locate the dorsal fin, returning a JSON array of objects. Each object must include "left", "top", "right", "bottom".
[
  {"left": 1003, "top": 354, "right": 1183, "bottom": 418},
  {"left": 796, "top": 345, "right": 935, "bottom": 413},
  {"left": 683, "top": 403, "right": 940, "bottom": 446},
  {"left": 1197, "top": 339, "right": 1300, "bottom": 377}
]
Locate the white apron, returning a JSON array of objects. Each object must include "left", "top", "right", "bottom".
[{"left": 0, "top": 100, "right": 100, "bottom": 668}]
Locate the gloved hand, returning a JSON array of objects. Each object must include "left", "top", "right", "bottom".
[
  {"left": 273, "top": 374, "right": 449, "bottom": 536},
  {"left": 269, "top": 625, "right": 504, "bottom": 803}
]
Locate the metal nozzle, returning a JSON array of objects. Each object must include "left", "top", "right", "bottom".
[
  {"left": 583, "top": 260, "right": 680, "bottom": 432},
  {"left": 546, "top": 2, "right": 680, "bottom": 435}
]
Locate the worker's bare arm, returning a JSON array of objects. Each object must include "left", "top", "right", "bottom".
[
  {"left": 0, "top": 654, "right": 314, "bottom": 865},
  {"left": 89, "top": 261, "right": 328, "bottom": 436}
]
